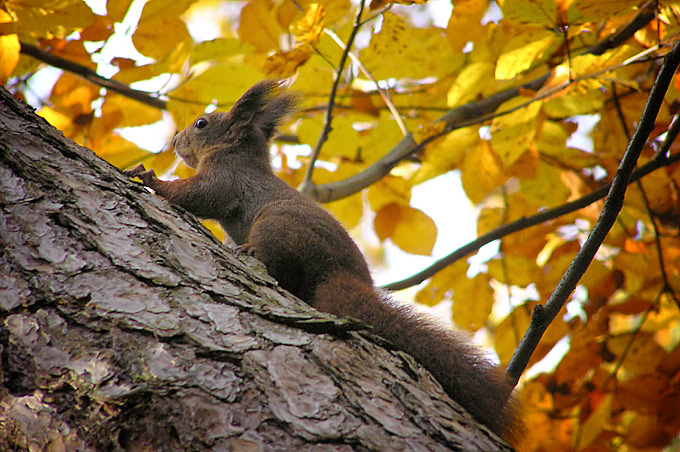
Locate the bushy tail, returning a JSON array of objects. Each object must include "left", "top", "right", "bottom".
[{"left": 312, "top": 271, "right": 522, "bottom": 443}]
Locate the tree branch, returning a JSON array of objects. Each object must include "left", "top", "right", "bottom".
[
  {"left": 300, "top": 0, "right": 366, "bottom": 192},
  {"left": 504, "top": 39, "right": 680, "bottom": 386},
  {"left": 301, "top": 1, "right": 657, "bottom": 202},
  {"left": 381, "top": 151, "right": 680, "bottom": 291},
  {"left": 0, "top": 85, "right": 513, "bottom": 452},
  {"left": 19, "top": 41, "right": 167, "bottom": 110},
  {"left": 383, "top": 106, "right": 680, "bottom": 292}
]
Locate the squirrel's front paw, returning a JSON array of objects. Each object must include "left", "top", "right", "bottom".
[
  {"left": 124, "top": 163, "right": 147, "bottom": 178},
  {"left": 124, "top": 164, "right": 158, "bottom": 187}
]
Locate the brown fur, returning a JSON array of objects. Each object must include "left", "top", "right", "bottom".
[{"left": 125, "top": 80, "right": 522, "bottom": 443}]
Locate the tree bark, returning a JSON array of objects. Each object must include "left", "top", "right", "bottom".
[{"left": 0, "top": 87, "right": 513, "bottom": 452}]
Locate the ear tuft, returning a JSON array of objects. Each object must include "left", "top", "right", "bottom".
[{"left": 228, "top": 80, "right": 299, "bottom": 142}]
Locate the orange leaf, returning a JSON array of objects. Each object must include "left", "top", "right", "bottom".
[
  {"left": 374, "top": 203, "right": 436, "bottom": 256},
  {"left": 577, "top": 393, "right": 613, "bottom": 450}
]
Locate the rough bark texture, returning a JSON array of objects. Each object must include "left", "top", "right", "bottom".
[{"left": 0, "top": 87, "right": 513, "bottom": 452}]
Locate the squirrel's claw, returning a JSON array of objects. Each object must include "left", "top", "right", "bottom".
[
  {"left": 124, "top": 164, "right": 158, "bottom": 187},
  {"left": 124, "top": 163, "right": 147, "bottom": 177},
  {"left": 235, "top": 243, "right": 256, "bottom": 257}
]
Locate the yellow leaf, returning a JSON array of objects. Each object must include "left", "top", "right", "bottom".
[
  {"left": 313, "top": 165, "right": 363, "bottom": 229},
  {"left": 496, "top": 28, "right": 561, "bottom": 80},
  {"left": 536, "top": 120, "right": 568, "bottom": 155},
  {"left": 606, "top": 334, "right": 665, "bottom": 377},
  {"left": 4, "top": 0, "right": 96, "bottom": 38},
  {"left": 133, "top": 11, "right": 192, "bottom": 61},
  {"left": 202, "top": 219, "right": 227, "bottom": 243},
  {"left": 461, "top": 139, "right": 506, "bottom": 203},
  {"left": 367, "top": 175, "right": 412, "bottom": 211},
  {"left": 51, "top": 73, "right": 98, "bottom": 115},
  {"left": 80, "top": 15, "right": 114, "bottom": 42},
  {"left": 112, "top": 62, "right": 162, "bottom": 85},
  {"left": 95, "top": 135, "right": 153, "bottom": 170},
  {"left": 495, "top": 306, "right": 531, "bottom": 365},
  {"left": 447, "top": 61, "right": 495, "bottom": 107},
  {"left": 170, "top": 64, "right": 263, "bottom": 108},
  {"left": 239, "top": 0, "right": 285, "bottom": 52},
  {"left": 520, "top": 161, "right": 570, "bottom": 208},
  {"left": 543, "top": 83, "right": 605, "bottom": 117},
  {"left": 446, "top": 0, "right": 486, "bottom": 51},
  {"left": 577, "top": 0, "right": 640, "bottom": 21},
  {"left": 369, "top": 0, "right": 427, "bottom": 9},
  {"left": 278, "top": 0, "right": 350, "bottom": 29},
  {"left": 490, "top": 97, "right": 541, "bottom": 166},
  {"left": 415, "top": 259, "right": 469, "bottom": 307},
  {"left": 107, "top": 0, "right": 135, "bottom": 23},
  {"left": 451, "top": 273, "right": 494, "bottom": 332},
  {"left": 568, "top": 45, "right": 638, "bottom": 80},
  {"left": 325, "top": 195, "right": 363, "bottom": 230},
  {"left": 374, "top": 203, "right": 437, "bottom": 256},
  {"left": 487, "top": 255, "right": 540, "bottom": 287},
  {"left": 0, "top": 12, "right": 19, "bottom": 84},
  {"left": 263, "top": 45, "right": 313, "bottom": 78},
  {"left": 500, "top": 0, "right": 557, "bottom": 27},
  {"left": 291, "top": 54, "right": 334, "bottom": 97},
  {"left": 630, "top": 170, "right": 676, "bottom": 220},
  {"left": 361, "top": 13, "right": 462, "bottom": 80},
  {"left": 356, "top": 111, "right": 405, "bottom": 165},
  {"left": 477, "top": 206, "right": 503, "bottom": 237},
  {"left": 190, "top": 38, "right": 254, "bottom": 65},
  {"left": 290, "top": 3, "right": 325, "bottom": 45},
  {"left": 102, "top": 94, "right": 162, "bottom": 128},
  {"left": 132, "top": 0, "right": 196, "bottom": 61},
  {"left": 297, "top": 116, "right": 360, "bottom": 160},
  {"left": 37, "top": 106, "right": 72, "bottom": 133},
  {"left": 414, "top": 126, "right": 478, "bottom": 184},
  {"left": 577, "top": 393, "right": 613, "bottom": 450}
]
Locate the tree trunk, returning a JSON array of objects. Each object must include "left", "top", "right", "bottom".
[{"left": 0, "top": 87, "right": 513, "bottom": 452}]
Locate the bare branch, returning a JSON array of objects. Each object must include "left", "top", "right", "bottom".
[
  {"left": 300, "top": 0, "right": 366, "bottom": 192},
  {"left": 504, "top": 39, "right": 680, "bottom": 385}
]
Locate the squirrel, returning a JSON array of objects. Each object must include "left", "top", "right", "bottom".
[{"left": 125, "top": 80, "right": 521, "bottom": 444}]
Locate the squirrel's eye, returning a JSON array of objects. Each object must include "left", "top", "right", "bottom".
[{"left": 195, "top": 118, "right": 208, "bottom": 129}]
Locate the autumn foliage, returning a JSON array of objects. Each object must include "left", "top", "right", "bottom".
[{"left": 3, "top": 0, "right": 680, "bottom": 450}]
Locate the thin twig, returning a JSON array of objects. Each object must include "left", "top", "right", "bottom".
[
  {"left": 324, "top": 29, "right": 408, "bottom": 136},
  {"left": 300, "top": 0, "right": 366, "bottom": 191},
  {"left": 597, "top": 288, "right": 662, "bottom": 401},
  {"left": 19, "top": 41, "right": 167, "bottom": 109},
  {"left": 504, "top": 40, "right": 680, "bottom": 386}
]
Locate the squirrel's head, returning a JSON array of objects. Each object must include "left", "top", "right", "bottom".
[{"left": 172, "top": 80, "right": 298, "bottom": 169}]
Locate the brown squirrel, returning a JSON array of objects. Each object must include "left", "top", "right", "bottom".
[{"left": 125, "top": 80, "right": 521, "bottom": 443}]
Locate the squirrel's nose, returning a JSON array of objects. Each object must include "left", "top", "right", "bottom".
[{"left": 171, "top": 132, "right": 179, "bottom": 147}]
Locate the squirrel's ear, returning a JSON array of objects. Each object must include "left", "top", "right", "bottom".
[
  {"left": 259, "top": 90, "right": 298, "bottom": 141},
  {"left": 228, "top": 80, "right": 298, "bottom": 142}
]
